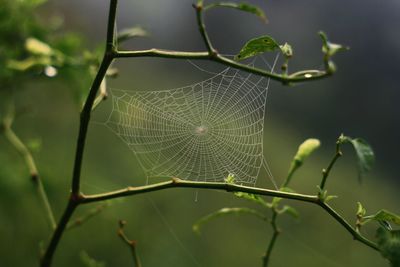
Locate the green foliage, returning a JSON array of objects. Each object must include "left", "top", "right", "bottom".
[
  {"left": 376, "top": 227, "right": 400, "bottom": 267},
  {"left": 193, "top": 207, "right": 268, "bottom": 234},
  {"left": 0, "top": 0, "right": 47, "bottom": 88},
  {"left": 0, "top": 0, "right": 103, "bottom": 105},
  {"left": 365, "top": 210, "right": 400, "bottom": 227},
  {"left": 225, "top": 173, "right": 236, "bottom": 183},
  {"left": 318, "top": 31, "right": 349, "bottom": 73},
  {"left": 339, "top": 135, "right": 375, "bottom": 180},
  {"left": 279, "top": 42, "right": 293, "bottom": 58},
  {"left": 319, "top": 31, "right": 349, "bottom": 58},
  {"left": 234, "top": 192, "right": 271, "bottom": 208},
  {"left": 80, "top": 251, "right": 106, "bottom": 267},
  {"left": 357, "top": 202, "right": 367, "bottom": 217},
  {"left": 117, "top": 26, "right": 148, "bottom": 44},
  {"left": 235, "top": 35, "right": 280, "bottom": 60},
  {"left": 277, "top": 205, "right": 299, "bottom": 218},
  {"left": 204, "top": 2, "right": 267, "bottom": 23}
]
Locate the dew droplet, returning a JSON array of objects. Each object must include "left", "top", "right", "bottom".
[{"left": 44, "top": 66, "right": 58, "bottom": 77}]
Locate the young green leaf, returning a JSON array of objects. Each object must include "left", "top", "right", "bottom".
[
  {"left": 225, "top": 173, "right": 236, "bottom": 184},
  {"left": 319, "top": 31, "right": 349, "bottom": 58},
  {"left": 234, "top": 192, "right": 271, "bottom": 208},
  {"left": 277, "top": 205, "right": 299, "bottom": 219},
  {"left": 279, "top": 42, "right": 293, "bottom": 58},
  {"left": 204, "top": 2, "right": 267, "bottom": 23},
  {"left": 25, "top": 38, "right": 54, "bottom": 56},
  {"left": 339, "top": 136, "right": 375, "bottom": 180},
  {"left": 376, "top": 227, "right": 400, "bottom": 267},
  {"left": 293, "top": 138, "right": 321, "bottom": 166},
  {"left": 80, "top": 251, "right": 106, "bottom": 267},
  {"left": 235, "top": 35, "right": 280, "bottom": 61},
  {"left": 365, "top": 210, "right": 400, "bottom": 226},
  {"left": 356, "top": 202, "right": 367, "bottom": 218},
  {"left": 271, "top": 187, "right": 296, "bottom": 207},
  {"left": 193, "top": 207, "right": 267, "bottom": 234},
  {"left": 117, "top": 26, "right": 148, "bottom": 44}
]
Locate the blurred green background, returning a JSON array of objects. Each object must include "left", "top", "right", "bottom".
[{"left": 1, "top": 0, "right": 399, "bottom": 267}]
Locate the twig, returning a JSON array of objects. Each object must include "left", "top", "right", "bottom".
[
  {"left": 115, "top": 48, "right": 330, "bottom": 83},
  {"left": 1, "top": 112, "right": 56, "bottom": 230},
  {"left": 193, "top": 2, "right": 216, "bottom": 55},
  {"left": 118, "top": 220, "right": 142, "bottom": 267},
  {"left": 81, "top": 178, "right": 318, "bottom": 204},
  {"left": 66, "top": 202, "right": 110, "bottom": 230},
  {"left": 320, "top": 141, "right": 343, "bottom": 190},
  {"left": 78, "top": 178, "right": 378, "bottom": 251},
  {"left": 263, "top": 211, "right": 280, "bottom": 267}
]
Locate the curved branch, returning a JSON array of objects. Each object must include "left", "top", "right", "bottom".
[
  {"left": 1, "top": 114, "right": 56, "bottom": 230},
  {"left": 80, "top": 178, "right": 378, "bottom": 251},
  {"left": 115, "top": 49, "right": 331, "bottom": 83},
  {"left": 81, "top": 178, "right": 318, "bottom": 204}
]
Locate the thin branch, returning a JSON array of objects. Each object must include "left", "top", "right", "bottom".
[
  {"left": 80, "top": 178, "right": 378, "bottom": 251},
  {"left": 193, "top": 2, "right": 216, "bottom": 54},
  {"left": 118, "top": 220, "right": 142, "bottom": 267},
  {"left": 319, "top": 201, "right": 378, "bottom": 250},
  {"left": 263, "top": 211, "right": 280, "bottom": 267},
  {"left": 66, "top": 202, "right": 110, "bottom": 230},
  {"left": 115, "top": 49, "right": 210, "bottom": 59},
  {"left": 115, "top": 48, "right": 331, "bottom": 83},
  {"left": 320, "top": 141, "right": 343, "bottom": 190},
  {"left": 1, "top": 114, "right": 56, "bottom": 230},
  {"left": 81, "top": 178, "right": 319, "bottom": 204}
]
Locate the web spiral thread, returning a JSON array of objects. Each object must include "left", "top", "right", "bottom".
[{"left": 104, "top": 61, "right": 274, "bottom": 185}]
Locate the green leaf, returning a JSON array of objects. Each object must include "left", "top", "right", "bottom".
[
  {"left": 80, "top": 251, "right": 106, "bottom": 267},
  {"left": 271, "top": 187, "right": 295, "bottom": 206},
  {"left": 325, "top": 195, "right": 338, "bottom": 202},
  {"left": 365, "top": 210, "right": 400, "bottom": 226},
  {"left": 225, "top": 173, "right": 236, "bottom": 184},
  {"left": 235, "top": 35, "right": 280, "bottom": 61},
  {"left": 234, "top": 192, "right": 271, "bottom": 208},
  {"left": 7, "top": 57, "right": 52, "bottom": 71},
  {"left": 339, "top": 135, "right": 375, "bottom": 180},
  {"left": 25, "top": 38, "right": 54, "bottom": 56},
  {"left": 279, "top": 42, "right": 293, "bottom": 58},
  {"left": 193, "top": 207, "right": 267, "bottom": 234},
  {"left": 293, "top": 138, "right": 321, "bottom": 166},
  {"left": 278, "top": 205, "right": 299, "bottom": 218},
  {"left": 117, "top": 26, "right": 148, "bottom": 44},
  {"left": 356, "top": 202, "right": 367, "bottom": 217},
  {"left": 205, "top": 2, "right": 267, "bottom": 23},
  {"left": 376, "top": 227, "right": 400, "bottom": 267},
  {"left": 319, "top": 31, "right": 349, "bottom": 58}
]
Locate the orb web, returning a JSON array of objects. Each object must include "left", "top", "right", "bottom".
[{"left": 103, "top": 59, "right": 276, "bottom": 186}]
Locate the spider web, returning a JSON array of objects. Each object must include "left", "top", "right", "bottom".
[{"left": 103, "top": 58, "right": 276, "bottom": 186}]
